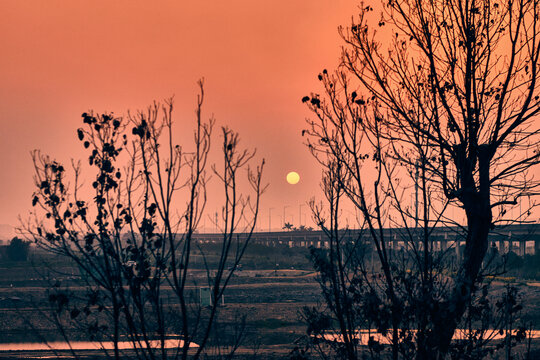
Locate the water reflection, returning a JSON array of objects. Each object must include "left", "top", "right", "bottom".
[
  {"left": 0, "top": 339, "right": 198, "bottom": 351},
  {"left": 321, "top": 329, "right": 540, "bottom": 344}
]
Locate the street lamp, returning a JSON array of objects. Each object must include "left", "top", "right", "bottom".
[{"left": 283, "top": 205, "right": 290, "bottom": 226}]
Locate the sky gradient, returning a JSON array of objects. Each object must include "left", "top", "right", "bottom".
[{"left": 0, "top": 0, "right": 361, "bottom": 230}]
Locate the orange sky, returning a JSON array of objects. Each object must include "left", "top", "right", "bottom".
[{"left": 0, "top": 0, "right": 361, "bottom": 229}]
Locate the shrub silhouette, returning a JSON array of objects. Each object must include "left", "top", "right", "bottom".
[{"left": 6, "top": 237, "right": 30, "bottom": 261}]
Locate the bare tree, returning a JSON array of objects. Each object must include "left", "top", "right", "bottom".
[
  {"left": 24, "top": 81, "right": 265, "bottom": 360},
  {"left": 302, "top": 0, "right": 540, "bottom": 358}
]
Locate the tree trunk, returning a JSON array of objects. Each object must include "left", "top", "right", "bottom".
[
  {"left": 430, "top": 214, "right": 490, "bottom": 358},
  {"left": 428, "top": 147, "right": 493, "bottom": 359}
]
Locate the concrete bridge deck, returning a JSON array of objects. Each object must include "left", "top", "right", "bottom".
[{"left": 191, "top": 224, "right": 540, "bottom": 256}]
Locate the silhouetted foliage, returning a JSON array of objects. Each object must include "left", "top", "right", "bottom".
[
  {"left": 503, "top": 252, "right": 540, "bottom": 280},
  {"left": 24, "top": 81, "right": 265, "bottom": 360},
  {"left": 283, "top": 222, "right": 294, "bottom": 231},
  {"left": 6, "top": 237, "right": 30, "bottom": 261},
  {"left": 302, "top": 0, "right": 540, "bottom": 358}
]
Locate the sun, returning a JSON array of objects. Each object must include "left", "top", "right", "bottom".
[{"left": 286, "top": 171, "right": 300, "bottom": 185}]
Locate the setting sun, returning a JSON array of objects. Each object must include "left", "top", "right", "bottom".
[{"left": 286, "top": 171, "right": 300, "bottom": 185}]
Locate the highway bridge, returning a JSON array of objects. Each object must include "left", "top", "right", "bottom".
[{"left": 191, "top": 224, "right": 540, "bottom": 256}]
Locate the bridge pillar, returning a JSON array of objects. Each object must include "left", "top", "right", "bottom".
[
  {"left": 535, "top": 240, "right": 540, "bottom": 255},
  {"left": 519, "top": 241, "right": 526, "bottom": 256},
  {"left": 441, "top": 233, "right": 448, "bottom": 252},
  {"left": 441, "top": 240, "right": 447, "bottom": 251}
]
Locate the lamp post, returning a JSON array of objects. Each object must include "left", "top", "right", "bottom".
[
  {"left": 283, "top": 205, "right": 290, "bottom": 227},
  {"left": 341, "top": 209, "right": 357, "bottom": 229}
]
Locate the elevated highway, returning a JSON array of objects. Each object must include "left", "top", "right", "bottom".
[{"left": 191, "top": 224, "right": 540, "bottom": 256}]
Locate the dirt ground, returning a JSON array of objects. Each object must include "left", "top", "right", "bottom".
[{"left": 1, "top": 263, "right": 539, "bottom": 359}]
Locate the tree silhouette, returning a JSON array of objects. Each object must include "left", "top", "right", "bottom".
[
  {"left": 6, "top": 237, "right": 30, "bottom": 261},
  {"left": 303, "top": 0, "right": 540, "bottom": 358},
  {"left": 24, "top": 81, "right": 265, "bottom": 360}
]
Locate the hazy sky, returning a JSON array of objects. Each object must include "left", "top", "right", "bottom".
[{"left": 0, "top": 0, "right": 361, "bottom": 229}]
